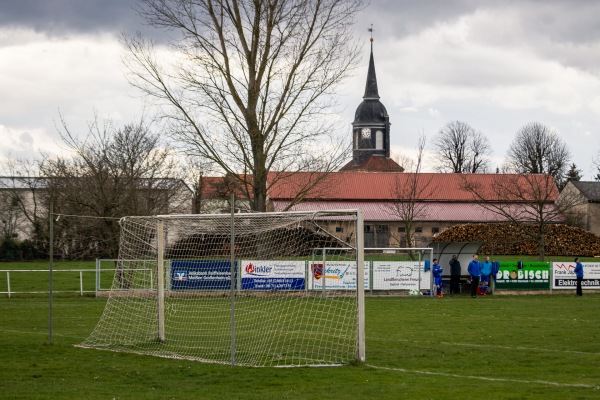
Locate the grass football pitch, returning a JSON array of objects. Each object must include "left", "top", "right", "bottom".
[{"left": 1, "top": 293, "right": 599, "bottom": 399}]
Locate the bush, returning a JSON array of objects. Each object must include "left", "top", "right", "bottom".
[{"left": 0, "top": 237, "right": 21, "bottom": 261}]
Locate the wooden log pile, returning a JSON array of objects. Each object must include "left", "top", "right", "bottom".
[{"left": 433, "top": 223, "right": 600, "bottom": 257}]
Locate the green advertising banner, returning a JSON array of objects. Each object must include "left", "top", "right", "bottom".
[{"left": 495, "top": 262, "right": 551, "bottom": 290}]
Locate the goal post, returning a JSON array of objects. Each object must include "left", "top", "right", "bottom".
[{"left": 79, "top": 210, "right": 365, "bottom": 367}]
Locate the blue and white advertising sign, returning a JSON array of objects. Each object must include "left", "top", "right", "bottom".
[
  {"left": 372, "top": 261, "right": 430, "bottom": 290},
  {"left": 552, "top": 262, "right": 600, "bottom": 290},
  {"left": 171, "top": 260, "right": 235, "bottom": 290},
  {"left": 240, "top": 260, "right": 305, "bottom": 290},
  {"left": 309, "top": 261, "right": 369, "bottom": 290}
]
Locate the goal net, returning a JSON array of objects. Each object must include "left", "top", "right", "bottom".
[{"left": 79, "top": 210, "right": 365, "bottom": 367}]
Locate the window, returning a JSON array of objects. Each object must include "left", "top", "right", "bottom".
[
  {"left": 375, "top": 225, "right": 388, "bottom": 233},
  {"left": 432, "top": 227, "right": 440, "bottom": 234},
  {"left": 415, "top": 227, "right": 423, "bottom": 233},
  {"left": 335, "top": 227, "right": 343, "bottom": 233},
  {"left": 398, "top": 227, "right": 406, "bottom": 233},
  {"left": 376, "top": 130, "right": 383, "bottom": 149}
]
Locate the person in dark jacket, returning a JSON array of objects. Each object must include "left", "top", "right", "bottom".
[
  {"left": 574, "top": 257, "right": 584, "bottom": 296},
  {"left": 449, "top": 255, "right": 461, "bottom": 294},
  {"left": 467, "top": 254, "right": 482, "bottom": 298}
]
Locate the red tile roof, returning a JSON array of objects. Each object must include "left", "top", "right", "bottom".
[{"left": 267, "top": 172, "right": 558, "bottom": 202}]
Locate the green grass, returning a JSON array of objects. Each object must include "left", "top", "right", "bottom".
[{"left": 1, "top": 294, "right": 599, "bottom": 399}]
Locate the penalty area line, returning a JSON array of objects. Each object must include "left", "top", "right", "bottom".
[{"left": 367, "top": 364, "right": 600, "bottom": 390}]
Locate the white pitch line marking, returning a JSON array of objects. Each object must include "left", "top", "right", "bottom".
[
  {"left": 369, "top": 337, "right": 600, "bottom": 356},
  {"left": 368, "top": 364, "right": 600, "bottom": 390}
]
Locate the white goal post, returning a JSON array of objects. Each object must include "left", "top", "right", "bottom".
[{"left": 79, "top": 210, "right": 365, "bottom": 367}]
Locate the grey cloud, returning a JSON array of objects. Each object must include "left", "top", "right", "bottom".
[
  {"left": 0, "top": 0, "right": 140, "bottom": 34},
  {"left": 365, "top": 0, "right": 600, "bottom": 43}
]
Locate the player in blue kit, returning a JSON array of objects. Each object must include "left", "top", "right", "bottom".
[
  {"left": 468, "top": 254, "right": 482, "bottom": 298},
  {"left": 479, "top": 256, "right": 492, "bottom": 296},
  {"left": 432, "top": 258, "right": 443, "bottom": 298}
]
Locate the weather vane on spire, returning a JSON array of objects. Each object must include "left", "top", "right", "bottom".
[{"left": 368, "top": 24, "right": 374, "bottom": 42}]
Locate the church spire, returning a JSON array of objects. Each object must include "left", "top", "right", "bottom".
[{"left": 363, "top": 34, "right": 379, "bottom": 100}]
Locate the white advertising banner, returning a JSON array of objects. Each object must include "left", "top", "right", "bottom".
[
  {"left": 309, "top": 261, "right": 369, "bottom": 290},
  {"left": 372, "top": 261, "right": 431, "bottom": 290},
  {"left": 552, "top": 262, "right": 600, "bottom": 290}
]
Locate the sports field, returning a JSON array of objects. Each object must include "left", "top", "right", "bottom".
[{"left": 1, "top": 292, "right": 598, "bottom": 399}]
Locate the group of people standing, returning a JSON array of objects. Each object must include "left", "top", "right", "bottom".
[
  {"left": 431, "top": 254, "right": 493, "bottom": 298},
  {"left": 467, "top": 255, "right": 493, "bottom": 297},
  {"left": 431, "top": 254, "right": 586, "bottom": 298}
]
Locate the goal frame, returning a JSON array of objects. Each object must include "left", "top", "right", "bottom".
[{"left": 149, "top": 209, "right": 365, "bottom": 365}]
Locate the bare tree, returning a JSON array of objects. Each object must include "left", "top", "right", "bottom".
[
  {"left": 389, "top": 135, "right": 433, "bottom": 250},
  {"left": 123, "top": 0, "right": 363, "bottom": 212},
  {"left": 39, "top": 115, "right": 186, "bottom": 259},
  {"left": 461, "top": 173, "right": 584, "bottom": 261},
  {"left": 468, "top": 130, "right": 491, "bottom": 173},
  {"left": 506, "top": 122, "right": 571, "bottom": 188},
  {"left": 594, "top": 150, "right": 600, "bottom": 181},
  {"left": 433, "top": 121, "right": 490, "bottom": 173}
]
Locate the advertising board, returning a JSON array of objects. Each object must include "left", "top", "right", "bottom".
[
  {"left": 171, "top": 260, "right": 234, "bottom": 290},
  {"left": 240, "top": 260, "right": 305, "bottom": 290},
  {"left": 308, "top": 261, "right": 369, "bottom": 290},
  {"left": 552, "top": 262, "right": 600, "bottom": 290},
  {"left": 494, "top": 262, "right": 550, "bottom": 290},
  {"left": 372, "top": 261, "right": 430, "bottom": 290}
]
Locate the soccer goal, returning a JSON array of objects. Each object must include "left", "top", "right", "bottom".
[{"left": 79, "top": 210, "right": 365, "bottom": 367}]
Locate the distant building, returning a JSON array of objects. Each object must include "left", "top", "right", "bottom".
[
  {"left": 559, "top": 181, "right": 600, "bottom": 236},
  {"left": 267, "top": 172, "right": 559, "bottom": 248},
  {"left": 0, "top": 176, "right": 193, "bottom": 241}
]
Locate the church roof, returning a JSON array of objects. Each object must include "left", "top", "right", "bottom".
[
  {"left": 353, "top": 42, "right": 387, "bottom": 125},
  {"left": 339, "top": 155, "right": 404, "bottom": 172},
  {"left": 363, "top": 44, "right": 379, "bottom": 100}
]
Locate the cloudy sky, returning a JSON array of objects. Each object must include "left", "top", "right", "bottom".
[{"left": 1, "top": 0, "right": 599, "bottom": 178}]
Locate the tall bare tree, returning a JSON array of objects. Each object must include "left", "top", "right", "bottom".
[
  {"left": 123, "top": 0, "right": 363, "bottom": 211},
  {"left": 461, "top": 173, "right": 584, "bottom": 261},
  {"left": 389, "top": 135, "right": 433, "bottom": 250},
  {"left": 506, "top": 122, "right": 571, "bottom": 188},
  {"left": 433, "top": 121, "right": 491, "bottom": 173}
]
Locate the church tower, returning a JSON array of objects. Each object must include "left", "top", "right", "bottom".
[{"left": 340, "top": 37, "right": 403, "bottom": 172}]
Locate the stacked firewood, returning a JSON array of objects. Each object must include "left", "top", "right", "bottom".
[{"left": 433, "top": 223, "right": 600, "bottom": 256}]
